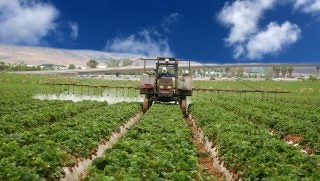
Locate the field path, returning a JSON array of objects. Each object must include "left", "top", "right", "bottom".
[{"left": 187, "top": 116, "right": 223, "bottom": 180}]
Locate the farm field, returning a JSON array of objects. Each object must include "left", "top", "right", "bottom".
[
  {"left": 0, "top": 74, "right": 141, "bottom": 180},
  {"left": 1, "top": 73, "right": 320, "bottom": 180},
  {"left": 190, "top": 101, "right": 320, "bottom": 179},
  {"left": 190, "top": 80, "right": 320, "bottom": 179},
  {"left": 86, "top": 104, "right": 204, "bottom": 180}
]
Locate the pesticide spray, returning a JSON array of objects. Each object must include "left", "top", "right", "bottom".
[{"left": 33, "top": 89, "right": 144, "bottom": 104}]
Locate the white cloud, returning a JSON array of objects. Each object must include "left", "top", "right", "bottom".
[
  {"left": 0, "top": 0, "right": 59, "bottom": 45},
  {"left": 247, "top": 21, "right": 301, "bottom": 59},
  {"left": 293, "top": 0, "right": 320, "bottom": 14},
  {"left": 164, "top": 13, "right": 181, "bottom": 24},
  {"left": 218, "top": 0, "right": 276, "bottom": 44},
  {"left": 106, "top": 29, "right": 173, "bottom": 57},
  {"left": 106, "top": 13, "right": 178, "bottom": 57},
  {"left": 68, "top": 21, "right": 79, "bottom": 40},
  {"left": 218, "top": 0, "right": 302, "bottom": 60},
  {"left": 162, "top": 12, "right": 182, "bottom": 33}
]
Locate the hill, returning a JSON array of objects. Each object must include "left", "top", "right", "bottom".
[{"left": 0, "top": 44, "right": 140, "bottom": 66}]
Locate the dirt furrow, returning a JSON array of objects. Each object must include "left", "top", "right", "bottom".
[{"left": 186, "top": 115, "right": 224, "bottom": 180}]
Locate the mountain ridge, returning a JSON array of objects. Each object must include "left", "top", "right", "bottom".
[{"left": 0, "top": 44, "right": 141, "bottom": 66}]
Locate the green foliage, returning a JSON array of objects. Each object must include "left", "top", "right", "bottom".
[
  {"left": 0, "top": 78, "right": 140, "bottom": 179},
  {"left": 87, "top": 104, "right": 200, "bottom": 180},
  {"left": 190, "top": 100, "right": 320, "bottom": 179},
  {"left": 68, "top": 64, "right": 76, "bottom": 70},
  {"left": 122, "top": 59, "right": 133, "bottom": 66},
  {"left": 0, "top": 61, "right": 5, "bottom": 71},
  {"left": 207, "top": 97, "right": 320, "bottom": 153},
  {"left": 264, "top": 68, "right": 273, "bottom": 80},
  {"left": 87, "top": 59, "right": 99, "bottom": 68},
  {"left": 0, "top": 61, "right": 41, "bottom": 71},
  {"left": 308, "top": 75, "right": 318, "bottom": 82},
  {"left": 106, "top": 59, "right": 119, "bottom": 68},
  {"left": 2, "top": 73, "right": 320, "bottom": 180}
]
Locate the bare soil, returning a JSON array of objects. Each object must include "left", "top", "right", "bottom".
[
  {"left": 268, "top": 128, "right": 276, "bottom": 135},
  {"left": 186, "top": 117, "right": 223, "bottom": 180},
  {"left": 284, "top": 134, "right": 303, "bottom": 144},
  {"left": 302, "top": 144, "right": 315, "bottom": 154}
]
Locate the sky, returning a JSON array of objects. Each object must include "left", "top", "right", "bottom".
[{"left": 0, "top": 0, "right": 320, "bottom": 63}]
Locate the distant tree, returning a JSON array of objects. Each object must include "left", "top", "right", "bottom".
[
  {"left": 236, "top": 67, "right": 244, "bottom": 77},
  {"left": 287, "top": 65, "right": 294, "bottom": 78},
  {"left": 41, "top": 64, "right": 55, "bottom": 70},
  {"left": 87, "top": 59, "right": 99, "bottom": 68},
  {"left": 68, "top": 64, "right": 76, "bottom": 70},
  {"left": 272, "top": 65, "right": 281, "bottom": 78},
  {"left": 225, "top": 67, "right": 230, "bottom": 77},
  {"left": 106, "top": 59, "right": 120, "bottom": 68},
  {"left": 308, "top": 75, "right": 318, "bottom": 82},
  {"left": 0, "top": 61, "right": 44, "bottom": 72},
  {"left": 15, "top": 62, "right": 29, "bottom": 71},
  {"left": 317, "top": 66, "right": 320, "bottom": 77},
  {"left": 122, "top": 59, "right": 133, "bottom": 66},
  {"left": 280, "top": 65, "right": 288, "bottom": 78},
  {"left": 264, "top": 68, "right": 273, "bottom": 80},
  {"left": 0, "top": 62, "right": 5, "bottom": 72}
]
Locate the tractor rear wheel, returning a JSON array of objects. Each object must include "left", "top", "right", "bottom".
[
  {"left": 143, "top": 98, "right": 149, "bottom": 113},
  {"left": 148, "top": 98, "right": 153, "bottom": 108},
  {"left": 181, "top": 99, "right": 187, "bottom": 117}
]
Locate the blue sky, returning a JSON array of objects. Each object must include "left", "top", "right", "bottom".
[{"left": 0, "top": 0, "right": 320, "bottom": 63}]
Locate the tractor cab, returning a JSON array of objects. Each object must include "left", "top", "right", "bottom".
[{"left": 156, "top": 61, "right": 176, "bottom": 101}]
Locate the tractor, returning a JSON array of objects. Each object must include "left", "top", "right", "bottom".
[{"left": 140, "top": 57, "right": 192, "bottom": 116}]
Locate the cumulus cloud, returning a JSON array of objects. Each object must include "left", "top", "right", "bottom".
[
  {"left": 293, "top": 0, "right": 320, "bottom": 14},
  {"left": 106, "top": 29, "right": 173, "bottom": 57},
  {"left": 0, "top": 0, "right": 59, "bottom": 45},
  {"left": 218, "top": 0, "right": 276, "bottom": 44},
  {"left": 218, "top": 0, "right": 301, "bottom": 60},
  {"left": 247, "top": 22, "right": 301, "bottom": 59},
  {"left": 68, "top": 21, "right": 79, "bottom": 40},
  {"left": 162, "top": 12, "right": 182, "bottom": 33}
]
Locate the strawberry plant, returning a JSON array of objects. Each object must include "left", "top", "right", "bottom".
[{"left": 86, "top": 104, "right": 201, "bottom": 180}]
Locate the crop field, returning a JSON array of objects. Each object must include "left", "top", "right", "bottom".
[
  {"left": 1, "top": 73, "right": 320, "bottom": 180},
  {"left": 87, "top": 104, "right": 202, "bottom": 180}
]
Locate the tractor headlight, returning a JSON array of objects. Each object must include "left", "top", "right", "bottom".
[
  {"left": 159, "top": 85, "right": 164, "bottom": 89},
  {"left": 167, "top": 86, "right": 172, "bottom": 89}
]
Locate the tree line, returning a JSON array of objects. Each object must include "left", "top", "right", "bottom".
[
  {"left": 0, "top": 58, "right": 134, "bottom": 72},
  {"left": 0, "top": 62, "right": 41, "bottom": 72}
]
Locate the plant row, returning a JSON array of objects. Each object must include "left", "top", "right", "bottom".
[
  {"left": 211, "top": 97, "right": 320, "bottom": 153},
  {"left": 0, "top": 102, "right": 140, "bottom": 180},
  {"left": 0, "top": 100, "right": 104, "bottom": 134},
  {"left": 190, "top": 101, "right": 320, "bottom": 180},
  {"left": 86, "top": 104, "right": 204, "bottom": 180}
]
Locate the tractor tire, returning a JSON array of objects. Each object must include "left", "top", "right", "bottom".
[
  {"left": 181, "top": 99, "right": 187, "bottom": 117},
  {"left": 143, "top": 98, "right": 149, "bottom": 113},
  {"left": 148, "top": 98, "right": 153, "bottom": 108}
]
